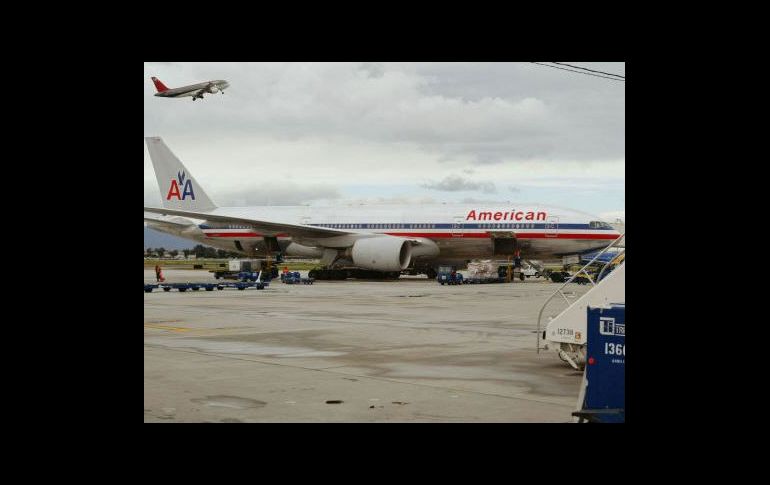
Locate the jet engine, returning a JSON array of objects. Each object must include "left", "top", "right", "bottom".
[{"left": 350, "top": 237, "right": 412, "bottom": 271}]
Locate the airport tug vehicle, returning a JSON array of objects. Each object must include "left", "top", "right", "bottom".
[{"left": 437, "top": 266, "right": 464, "bottom": 285}]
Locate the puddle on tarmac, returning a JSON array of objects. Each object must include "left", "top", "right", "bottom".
[
  {"left": 382, "top": 363, "right": 516, "bottom": 381},
  {"left": 191, "top": 395, "right": 266, "bottom": 410},
  {"left": 146, "top": 337, "right": 344, "bottom": 358}
]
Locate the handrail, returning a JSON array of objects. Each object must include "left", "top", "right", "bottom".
[
  {"left": 596, "top": 251, "right": 625, "bottom": 282},
  {"left": 536, "top": 232, "right": 625, "bottom": 353}
]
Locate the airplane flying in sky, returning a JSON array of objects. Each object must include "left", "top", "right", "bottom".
[
  {"left": 144, "top": 137, "right": 621, "bottom": 278},
  {"left": 151, "top": 77, "right": 230, "bottom": 101}
]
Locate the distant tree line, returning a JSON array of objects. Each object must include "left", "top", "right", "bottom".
[{"left": 144, "top": 245, "right": 240, "bottom": 259}]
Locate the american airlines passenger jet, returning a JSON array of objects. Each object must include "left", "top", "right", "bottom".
[{"left": 144, "top": 137, "right": 620, "bottom": 278}]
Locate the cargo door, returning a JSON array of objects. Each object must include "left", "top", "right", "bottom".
[
  {"left": 545, "top": 216, "right": 559, "bottom": 238},
  {"left": 452, "top": 216, "right": 464, "bottom": 238}
]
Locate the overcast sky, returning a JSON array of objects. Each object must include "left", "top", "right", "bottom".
[{"left": 144, "top": 62, "right": 624, "bottom": 221}]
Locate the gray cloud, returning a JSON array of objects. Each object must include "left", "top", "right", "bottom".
[
  {"left": 218, "top": 184, "right": 341, "bottom": 206},
  {"left": 342, "top": 196, "right": 439, "bottom": 205},
  {"left": 359, "top": 62, "right": 385, "bottom": 79},
  {"left": 144, "top": 62, "right": 623, "bottom": 216},
  {"left": 144, "top": 62, "right": 624, "bottom": 165},
  {"left": 421, "top": 175, "right": 497, "bottom": 193}
]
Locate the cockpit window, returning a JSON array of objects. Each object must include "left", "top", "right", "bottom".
[{"left": 590, "top": 221, "right": 613, "bottom": 230}]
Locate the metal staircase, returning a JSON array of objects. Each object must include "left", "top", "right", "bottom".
[{"left": 536, "top": 232, "right": 626, "bottom": 366}]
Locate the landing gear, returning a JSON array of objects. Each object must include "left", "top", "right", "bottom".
[
  {"left": 307, "top": 268, "right": 401, "bottom": 280},
  {"left": 308, "top": 268, "right": 347, "bottom": 280},
  {"left": 426, "top": 268, "right": 437, "bottom": 279}
]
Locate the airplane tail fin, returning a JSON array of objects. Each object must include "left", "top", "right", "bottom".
[
  {"left": 151, "top": 77, "right": 169, "bottom": 93},
  {"left": 145, "top": 137, "right": 217, "bottom": 212}
]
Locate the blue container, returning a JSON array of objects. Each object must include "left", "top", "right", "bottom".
[{"left": 580, "top": 304, "right": 625, "bottom": 422}]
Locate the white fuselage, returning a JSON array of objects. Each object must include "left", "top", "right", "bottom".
[
  {"left": 149, "top": 203, "right": 620, "bottom": 263},
  {"left": 154, "top": 80, "right": 230, "bottom": 98}
]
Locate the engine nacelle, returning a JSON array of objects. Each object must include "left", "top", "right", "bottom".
[{"left": 350, "top": 237, "right": 412, "bottom": 271}]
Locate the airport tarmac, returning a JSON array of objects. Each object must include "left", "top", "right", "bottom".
[{"left": 144, "top": 268, "right": 592, "bottom": 422}]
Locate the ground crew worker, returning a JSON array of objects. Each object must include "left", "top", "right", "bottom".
[
  {"left": 514, "top": 248, "right": 522, "bottom": 268},
  {"left": 155, "top": 264, "right": 162, "bottom": 282}
]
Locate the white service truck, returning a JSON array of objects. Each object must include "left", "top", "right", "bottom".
[
  {"left": 211, "top": 259, "right": 264, "bottom": 279},
  {"left": 521, "top": 263, "right": 541, "bottom": 278}
]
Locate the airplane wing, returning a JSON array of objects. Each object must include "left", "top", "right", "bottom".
[
  {"left": 143, "top": 206, "right": 351, "bottom": 240},
  {"left": 143, "top": 206, "right": 436, "bottom": 252}
]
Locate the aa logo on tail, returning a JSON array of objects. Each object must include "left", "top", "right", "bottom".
[{"left": 167, "top": 171, "right": 196, "bottom": 200}]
